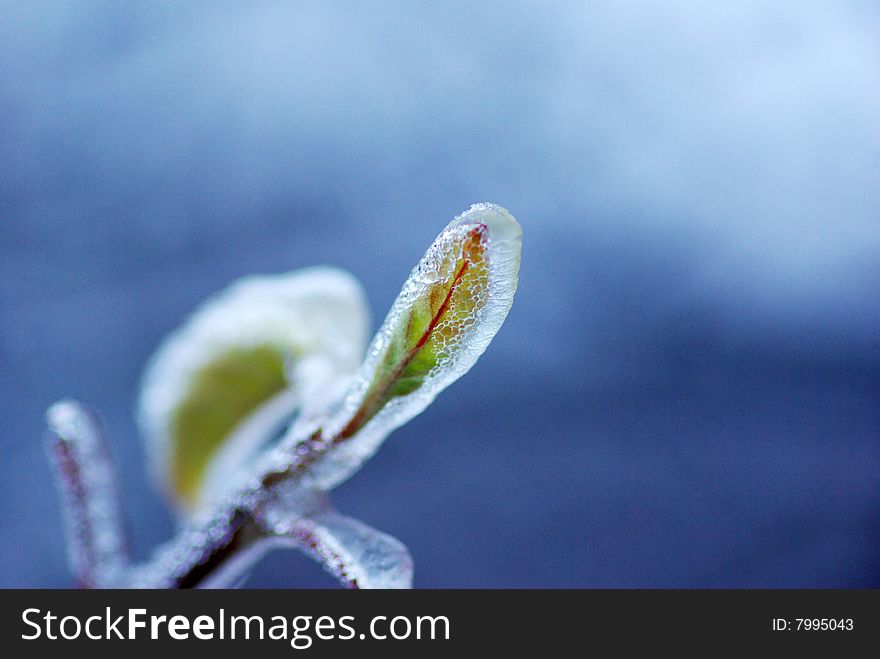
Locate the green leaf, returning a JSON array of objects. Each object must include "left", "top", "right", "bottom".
[
  {"left": 169, "top": 345, "right": 287, "bottom": 505},
  {"left": 338, "top": 220, "right": 493, "bottom": 439},
  {"left": 252, "top": 204, "right": 521, "bottom": 495},
  {"left": 139, "top": 268, "right": 369, "bottom": 512}
]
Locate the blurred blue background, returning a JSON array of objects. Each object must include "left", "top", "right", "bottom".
[{"left": 1, "top": 1, "right": 878, "bottom": 588}]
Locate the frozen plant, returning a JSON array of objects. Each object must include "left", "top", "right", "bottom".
[{"left": 46, "top": 203, "right": 522, "bottom": 589}]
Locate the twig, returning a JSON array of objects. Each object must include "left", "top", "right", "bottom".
[{"left": 45, "top": 400, "right": 129, "bottom": 587}]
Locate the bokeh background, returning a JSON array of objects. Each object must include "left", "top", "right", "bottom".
[{"left": 1, "top": 1, "right": 878, "bottom": 587}]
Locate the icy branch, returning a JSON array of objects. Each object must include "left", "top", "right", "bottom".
[
  {"left": 258, "top": 493, "right": 414, "bottom": 589},
  {"left": 46, "top": 400, "right": 129, "bottom": 588},
  {"left": 45, "top": 203, "right": 521, "bottom": 589}
]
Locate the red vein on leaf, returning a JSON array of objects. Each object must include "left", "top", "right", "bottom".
[{"left": 336, "top": 226, "right": 484, "bottom": 440}]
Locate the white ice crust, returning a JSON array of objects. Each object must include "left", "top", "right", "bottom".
[
  {"left": 55, "top": 204, "right": 520, "bottom": 589},
  {"left": 138, "top": 266, "right": 370, "bottom": 511},
  {"left": 281, "top": 203, "right": 522, "bottom": 492}
]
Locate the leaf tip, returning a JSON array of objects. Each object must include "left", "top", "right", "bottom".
[{"left": 453, "top": 202, "right": 522, "bottom": 255}]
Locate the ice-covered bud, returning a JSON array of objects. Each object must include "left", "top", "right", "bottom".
[{"left": 302, "top": 203, "right": 522, "bottom": 490}]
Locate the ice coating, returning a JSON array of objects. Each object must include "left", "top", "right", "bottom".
[
  {"left": 255, "top": 490, "right": 414, "bottom": 589},
  {"left": 275, "top": 509, "right": 414, "bottom": 589},
  {"left": 125, "top": 502, "right": 256, "bottom": 588},
  {"left": 294, "top": 203, "right": 522, "bottom": 491},
  {"left": 138, "top": 266, "right": 369, "bottom": 512},
  {"left": 125, "top": 492, "right": 413, "bottom": 589},
  {"left": 46, "top": 400, "right": 129, "bottom": 587},
  {"left": 45, "top": 203, "right": 521, "bottom": 589}
]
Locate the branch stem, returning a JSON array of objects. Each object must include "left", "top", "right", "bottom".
[{"left": 46, "top": 400, "right": 129, "bottom": 587}]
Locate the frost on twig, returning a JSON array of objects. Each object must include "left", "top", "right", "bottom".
[
  {"left": 46, "top": 203, "right": 522, "bottom": 588},
  {"left": 46, "top": 400, "right": 129, "bottom": 588},
  {"left": 262, "top": 494, "right": 414, "bottom": 589}
]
